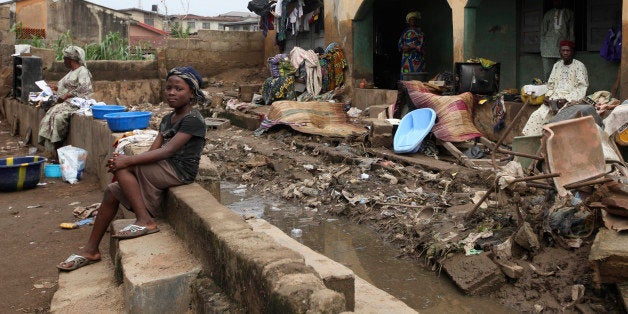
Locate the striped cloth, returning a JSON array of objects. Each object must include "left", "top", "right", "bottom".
[
  {"left": 407, "top": 91, "right": 482, "bottom": 142},
  {"left": 257, "top": 101, "right": 367, "bottom": 137}
]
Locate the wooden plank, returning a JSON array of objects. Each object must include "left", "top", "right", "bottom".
[{"left": 367, "top": 147, "right": 458, "bottom": 172}]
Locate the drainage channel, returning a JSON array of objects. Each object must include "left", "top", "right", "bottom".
[{"left": 221, "top": 181, "right": 515, "bottom": 313}]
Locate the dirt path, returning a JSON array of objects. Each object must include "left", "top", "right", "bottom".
[{"left": 0, "top": 119, "right": 105, "bottom": 313}]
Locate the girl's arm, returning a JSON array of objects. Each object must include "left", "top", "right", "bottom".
[{"left": 148, "top": 132, "right": 164, "bottom": 151}]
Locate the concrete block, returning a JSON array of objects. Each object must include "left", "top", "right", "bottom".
[
  {"left": 370, "top": 118, "right": 394, "bottom": 136},
  {"left": 370, "top": 134, "right": 393, "bottom": 149},
  {"left": 111, "top": 220, "right": 202, "bottom": 314},
  {"left": 248, "top": 218, "right": 355, "bottom": 311},
  {"left": 218, "top": 110, "right": 261, "bottom": 131},
  {"left": 239, "top": 84, "right": 261, "bottom": 102},
  {"left": 442, "top": 253, "right": 506, "bottom": 295},
  {"left": 352, "top": 88, "right": 397, "bottom": 110},
  {"left": 589, "top": 228, "right": 628, "bottom": 284},
  {"left": 205, "top": 117, "right": 231, "bottom": 130},
  {"left": 369, "top": 104, "right": 391, "bottom": 118}
]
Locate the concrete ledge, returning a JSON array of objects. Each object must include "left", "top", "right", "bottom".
[
  {"left": 111, "top": 219, "right": 202, "bottom": 314},
  {"left": 248, "top": 218, "right": 355, "bottom": 311},
  {"left": 164, "top": 184, "right": 346, "bottom": 312}
]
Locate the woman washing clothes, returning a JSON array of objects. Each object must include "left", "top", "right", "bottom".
[
  {"left": 57, "top": 66, "right": 207, "bottom": 271},
  {"left": 38, "top": 45, "right": 93, "bottom": 161},
  {"left": 398, "top": 11, "right": 425, "bottom": 80}
]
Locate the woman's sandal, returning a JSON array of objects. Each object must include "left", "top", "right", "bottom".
[{"left": 57, "top": 254, "right": 100, "bottom": 271}]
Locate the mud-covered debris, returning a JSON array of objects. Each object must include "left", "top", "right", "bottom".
[
  {"left": 380, "top": 173, "right": 398, "bottom": 185},
  {"left": 514, "top": 222, "right": 540, "bottom": 252}
]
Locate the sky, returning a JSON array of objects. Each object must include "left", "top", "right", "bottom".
[{"left": 86, "top": 0, "right": 252, "bottom": 17}]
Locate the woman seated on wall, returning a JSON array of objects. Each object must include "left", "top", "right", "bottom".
[{"left": 38, "top": 45, "right": 93, "bottom": 161}]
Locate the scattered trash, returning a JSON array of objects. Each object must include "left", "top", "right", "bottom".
[
  {"left": 57, "top": 145, "right": 88, "bottom": 184},
  {"left": 72, "top": 203, "right": 100, "bottom": 219},
  {"left": 26, "top": 204, "right": 42, "bottom": 209},
  {"left": 290, "top": 228, "right": 302, "bottom": 237},
  {"left": 68, "top": 201, "right": 81, "bottom": 206},
  {"left": 60, "top": 217, "right": 94, "bottom": 229},
  {"left": 359, "top": 173, "right": 370, "bottom": 180}
]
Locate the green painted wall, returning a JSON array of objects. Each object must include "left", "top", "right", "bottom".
[
  {"left": 473, "top": 0, "right": 518, "bottom": 89},
  {"left": 353, "top": 9, "right": 374, "bottom": 80}
]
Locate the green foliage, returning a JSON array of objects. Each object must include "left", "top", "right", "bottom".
[
  {"left": 170, "top": 22, "right": 190, "bottom": 38},
  {"left": 10, "top": 24, "right": 151, "bottom": 61}
]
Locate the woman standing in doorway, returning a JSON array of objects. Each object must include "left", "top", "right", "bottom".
[{"left": 398, "top": 11, "right": 425, "bottom": 80}]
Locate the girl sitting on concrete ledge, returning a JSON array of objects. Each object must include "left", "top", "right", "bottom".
[{"left": 57, "top": 66, "right": 207, "bottom": 271}]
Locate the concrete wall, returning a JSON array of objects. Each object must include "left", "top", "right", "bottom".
[
  {"left": 0, "top": 5, "right": 13, "bottom": 45},
  {"left": 46, "top": 0, "right": 129, "bottom": 45},
  {"left": 473, "top": 0, "right": 518, "bottom": 89},
  {"left": 15, "top": 0, "right": 45, "bottom": 29},
  {"left": 162, "top": 30, "right": 265, "bottom": 78}
]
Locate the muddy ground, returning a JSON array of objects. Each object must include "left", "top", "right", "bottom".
[
  {"left": 0, "top": 119, "right": 104, "bottom": 312},
  {"left": 0, "top": 67, "right": 624, "bottom": 312}
]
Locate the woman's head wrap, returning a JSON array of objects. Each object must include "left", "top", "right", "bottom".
[
  {"left": 559, "top": 40, "right": 575, "bottom": 49},
  {"left": 406, "top": 11, "right": 421, "bottom": 23},
  {"left": 166, "top": 66, "right": 205, "bottom": 103},
  {"left": 62, "top": 45, "right": 86, "bottom": 67}
]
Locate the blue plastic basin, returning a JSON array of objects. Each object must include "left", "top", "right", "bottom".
[
  {"left": 103, "top": 111, "right": 153, "bottom": 132},
  {"left": 0, "top": 156, "right": 47, "bottom": 191},
  {"left": 91, "top": 105, "right": 126, "bottom": 119},
  {"left": 393, "top": 108, "right": 437, "bottom": 154}
]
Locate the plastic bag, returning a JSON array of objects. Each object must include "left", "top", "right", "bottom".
[{"left": 57, "top": 145, "right": 88, "bottom": 184}]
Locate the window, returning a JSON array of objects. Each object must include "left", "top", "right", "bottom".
[
  {"left": 202, "top": 22, "right": 211, "bottom": 29},
  {"left": 187, "top": 21, "right": 195, "bottom": 29},
  {"left": 144, "top": 18, "right": 154, "bottom": 26}
]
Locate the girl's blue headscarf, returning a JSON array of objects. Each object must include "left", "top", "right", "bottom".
[{"left": 166, "top": 66, "right": 205, "bottom": 103}]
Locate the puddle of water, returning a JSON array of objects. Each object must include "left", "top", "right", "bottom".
[{"left": 221, "top": 182, "right": 516, "bottom": 313}]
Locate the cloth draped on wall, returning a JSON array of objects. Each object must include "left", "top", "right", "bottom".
[
  {"left": 397, "top": 26, "right": 425, "bottom": 79},
  {"left": 262, "top": 53, "right": 297, "bottom": 104},
  {"left": 540, "top": 8, "right": 574, "bottom": 58},
  {"left": 319, "top": 43, "right": 347, "bottom": 93},
  {"left": 289, "top": 47, "right": 322, "bottom": 96}
]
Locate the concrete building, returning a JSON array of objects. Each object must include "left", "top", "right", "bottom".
[
  {"left": 169, "top": 13, "right": 260, "bottom": 33},
  {"left": 119, "top": 7, "right": 167, "bottom": 32},
  {"left": 0, "top": 0, "right": 129, "bottom": 46},
  {"left": 129, "top": 21, "right": 168, "bottom": 49},
  {"left": 320, "top": 0, "right": 627, "bottom": 97}
]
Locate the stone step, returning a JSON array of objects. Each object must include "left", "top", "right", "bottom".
[
  {"left": 51, "top": 253, "right": 124, "bottom": 313},
  {"left": 110, "top": 219, "right": 202, "bottom": 313}
]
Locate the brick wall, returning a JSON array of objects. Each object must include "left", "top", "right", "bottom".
[{"left": 162, "top": 30, "right": 265, "bottom": 78}]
